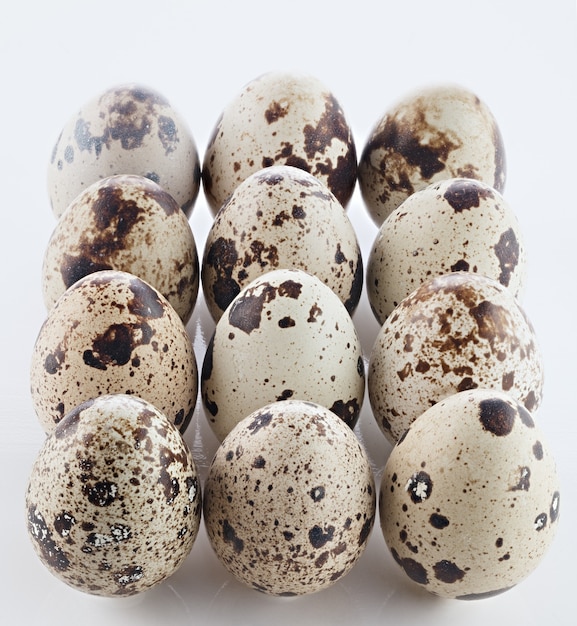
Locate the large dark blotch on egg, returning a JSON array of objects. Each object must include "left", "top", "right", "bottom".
[
  {"left": 82, "top": 322, "right": 154, "bottom": 370},
  {"left": 390, "top": 547, "right": 429, "bottom": 585},
  {"left": 442, "top": 179, "right": 494, "bottom": 212},
  {"left": 27, "top": 506, "right": 71, "bottom": 572},
  {"left": 204, "top": 236, "right": 241, "bottom": 313},
  {"left": 494, "top": 227, "right": 520, "bottom": 288},
  {"left": 478, "top": 397, "right": 516, "bottom": 436}
]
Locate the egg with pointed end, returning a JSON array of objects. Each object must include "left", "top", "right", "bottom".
[{"left": 380, "top": 388, "right": 560, "bottom": 599}]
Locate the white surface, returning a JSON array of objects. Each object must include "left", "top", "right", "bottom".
[{"left": 1, "top": 0, "right": 576, "bottom": 623}]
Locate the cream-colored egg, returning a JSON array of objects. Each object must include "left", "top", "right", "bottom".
[
  {"left": 380, "top": 389, "right": 560, "bottom": 599},
  {"left": 368, "top": 272, "right": 543, "bottom": 444},
  {"left": 201, "top": 269, "right": 365, "bottom": 442},
  {"left": 367, "top": 178, "right": 526, "bottom": 324},
  {"left": 30, "top": 270, "right": 197, "bottom": 434},
  {"left": 42, "top": 174, "right": 199, "bottom": 324},
  {"left": 202, "top": 165, "right": 362, "bottom": 322},
  {"left": 202, "top": 71, "right": 357, "bottom": 214},
  {"left": 358, "top": 84, "right": 506, "bottom": 226},
  {"left": 47, "top": 83, "right": 201, "bottom": 218},
  {"left": 26, "top": 394, "right": 202, "bottom": 597},
  {"left": 203, "top": 400, "right": 375, "bottom": 595}
]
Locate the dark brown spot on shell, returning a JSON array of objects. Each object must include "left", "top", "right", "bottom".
[
  {"left": 247, "top": 411, "right": 274, "bottom": 434},
  {"left": 494, "top": 227, "right": 520, "bottom": 287},
  {"left": 228, "top": 282, "right": 277, "bottom": 334},
  {"left": 83, "top": 480, "right": 118, "bottom": 507},
  {"left": 443, "top": 179, "right": 494, "bottom": 212},
  {"left": 127, "top": 277, "right": 165, "bottom": 318},
  {"left": 308, "top": 524, "right": 335, "bottom": 549},
  {"left": 223, "top": 520, "right": 244, "bottom": 553},
  {"left": 265, "top": 100, "right": 289, "bottom": 124},
  {"left": 27, "top": 506, "right": 71, "bottom": 571},
  {"left": 479, "top": 397, "right": 516, "bottom": 436},
  {"left": 329, "top": 398, "right": 361, "bottom": 429},
  {"left": 510, "top": 466, "right": 531, "bottom": 491},
  {"left": 406, "top": 471, "right": 432, "bottom": 503},
  {"left": 390, "top": 548, "right": 429, "bottom": 585},
  {"left": 204, "top": 237, "right": 241, "bottom": 313},
  {"left": 433, "top": 560, "right": 466, "bottom": 583},
  {"left": 82, "top": 322, "right": 153, "bottom": 370},
  {"left": 429, "top": 513, "right": 450, "bottom": 529}
]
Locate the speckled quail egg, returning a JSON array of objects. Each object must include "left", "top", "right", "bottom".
[
  {"left": 25, "top": 394, "right": 202, "bottom": 597},
  {"left": 379, "top": 388, "right": 560, "bottom": 600},
  {"left": 42, "top": 174, "right": 199, "bottom": 324},
  {"left": 48, "top": 83, "right": 201, "bottom": 218},
  {"left": 202, "top": 165, "right": 362, "bottom": 322},
  {"left": 367, "top": 178, "right": 526, "bottom": 325},
  {"left": 202, "top": 71, "right": 357, "bottom": 214},
  {"left": 30, "top": 270, "right": 198, "bottom": 434},
  {"left": 203, "top": 399, "right": 375, "bottom": 596},
  {"left": 358, "top": 84, "right": 506, "bottom": 226},
  {"left": 201, "top": 268, "right": 365, "bottom": 442},
  {"left": 368, "top": 272, "right": 543, "bottom": 444}
]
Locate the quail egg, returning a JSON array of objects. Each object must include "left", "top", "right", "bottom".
[
  {"left": 30, "top": 270, "right": 198, "bottom": 434},
  {"left": 25, "top": 394, "right": 202, "bottom": 597},
  {"left": 358, "top": 84, "right": 506, "bottom": 226},
  {"left": 48, "top": 83, "right": 201, "bottom": 218},
  {"left": 202, "top": 71, "right": 357, "bottom": 213},
  {"left": 202, "top": 165, "right": 362, "bottom": 322},
  {"left": 380, "top": 388, "right": 560, "bottom": 599},
  {"left": 368, "top": 272, "right": 543, "bottom": 444},
  {"left": 203, "top": 399, "right": 375, "bottom": 595},
  {"left": 42, "top": 174, "right": 199, "bottom": 324},
  {"left": 201, "top": 268, "right": 365, "bottom": 442}
]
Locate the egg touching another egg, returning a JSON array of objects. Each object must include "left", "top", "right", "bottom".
[
  {"left": 25, "top": 394, "right": 202, "bottom": 597},
  {"left": 368, "top": 272, "right": 544, "bottom": 445},
  {"left": 379, "top": 388, "right": 560, "bottom": 600},
  {"left": 358, "top": 84, "right": 506, "bottom": 226},
  {"left": 367, "top": 177, "right": 527, "bottom": 325},
  {"left": 202, "top": 165, "right": 363, "bottom": 323},
  {"left": 201, "top": 268, "right": 365, "bottom": 443},
  {"left": 30, "top": 270, "right": 198, "bottom": 435},
  {"left": 202, "top": 71, "right": 357, "bottom": 214},
  {"left": 42, "top": 174, "right": 199, "bottom": 324},
  {"left": 47, "top": 83, "right": 201, "bottom": 218},
  {"left": 203, "top": 400, "right": 376, "bottom": 596}
]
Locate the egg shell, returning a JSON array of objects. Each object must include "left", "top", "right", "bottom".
[
  {"left": 203, "top": 400, "right": 376, "bottom": 596},
  {"left": 42, "top": 174, "right": 199, "bottom": 324},
  {"left": 30, "top": 270, "right": 198, "bottom": 434},
  {"left": 47, "top": 83, "right": 201, "bottom": 218},
  {"left": 367, "top": 178, "right": 527, "bottom": 324},
  {"left": 368, "top": 272, "right": 543, "bottom": 444},
  {"left": 202, "top": 165, "right": 363, "bottom": 322},
  {"left": 25, "top": 394, "right": 202, "bottom": 597},
  {"left": 379, "top": 388, "right": 560, "bottom": 599},
  {"left": 201, "top": 268, "right": 365, "bottom": 442},
  {"left": 202, "top": 71, "right": 357, "bottom": 214},
  {"left": 358, "top": 84, "right": 506, "bottom": 226}
]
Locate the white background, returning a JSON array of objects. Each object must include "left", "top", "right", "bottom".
[{"left": 1, "top": 1, "right": 576, "bottom": 624}]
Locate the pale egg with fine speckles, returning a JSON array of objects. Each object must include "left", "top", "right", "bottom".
[
  {"left": 203, "top": 400, "right": 376, "bottom": 596},
  {"left": 201, "top": 268, "right": 365, "bottom": 442},
  {"left": 202, "top": 165, "right": 363, "bottom": 323},
  {"left": 47, "top": 83, "right": 201, "bottom": 218},
  {"left": 30, "top": 270, "right": 198, "bottom": 435},
  {"left": 42, "top": 174, "right": 199, "bottom": 324},
  {"left": 202, "top": 71, "right": 357, "bottom": 214},
  {"left": 25, "top": 394, "right": 202, "bottom": 597},
  {"left": 368, "top": 272, "right": 544, "bottom": 444},
  {"left": 367, "top": 178, "right": 527, "bottom": 325},
  {"left": 380, "top": 388, "right": 560, "bottom": 599},
  {"left": 358, "top": 84, "right": 506, "bottom": 226}
]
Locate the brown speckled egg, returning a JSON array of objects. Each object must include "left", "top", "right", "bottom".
[
  {"left": 379, "top": 389, "right": 560, "bottom": 599},
  {"left": 202, "top": 71, "right": 357, "bottom": 214},
  {"left": 202, "top": 165, "right": 362, "bottom": 322},
  {"left": 367, "top": 178, "right": 526, "bottom": 325},
  {"left": 47, "top": 83, "right": 201, "bottom": 218},
  {"left": 358, "top": 84, "right": 506, "bottom": 226},
  {"left": 25, "top": 394, "right": 202, "bottom": 597},
  {"left": 30, "top": 270, "right": 197, "bottom": 434},
  {"left": 201, "top": 268, "right": 365, "bottom": 442},
  {"left": 203, "top": 400, "right": 375, "bottom": 596},
  {"left": 368, "top": 272, "right": 543, "bottom": 444},
  {"left": 42, "top": 174, "right": 199, "bottom": 324}
]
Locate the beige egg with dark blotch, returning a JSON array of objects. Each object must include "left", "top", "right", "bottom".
[
  {"left": 42, "top": 174, "right": 199, "bottom": 324},
  {"left": 202, "top": 165, "right": 363, "bottom": 323},
  {"left": 30, "top": 270, "right": 198, "bottom": 434},
  {"left": 368, "top": 272, "right": 543, "bottom": 444},
  {"left": 202, "top": 71, "right": 357, "bottom": 214},
  {"left": 379, "top": 388, "right": 560, "bottom": 599},
  {"left": 47, "top": 83, "right": 201, "bottom": 218},
  {"left": 25, "top": 394, "right": 202, "bottom": 597},
  {"left": 367, "top": 178, "right": 526, "bottom": 325},
  {"left": 203, "top": 400, "right": 376, "bottom": 596},
  {"left": 201, "top": 268, "right": 365, "bottom": 442},
  {"left": 358, "top": 84, "right": 506, "bottom": 226}
]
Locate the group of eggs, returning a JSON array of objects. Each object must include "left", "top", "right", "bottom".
[{"left": 26, "top": 71, "right": 560, "bottom": 600}]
